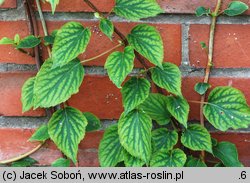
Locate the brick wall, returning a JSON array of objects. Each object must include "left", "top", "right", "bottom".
[{"left": 0, "top": 0, "right": 250, "bottom": 166}]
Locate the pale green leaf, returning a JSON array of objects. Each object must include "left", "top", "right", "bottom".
[
  {"left": 194, "top": 82, "right": 211, "bottom": 95},
  {"left": 0, "top": 37, "right": 14, "bottom": 45},
  {"left": 105, "top": 46, "right": 135, "bottom": 88},
  {"left": 151, "top": 62, "right": 182, "bottom": 95},
  {"left": 21, "top": 77, "right": 35, "bottom": 112},
  {"left": 152, "top": 128, "right": 178, "bottom": 152},
  {"left": 99, "top": 124, "right": 125, "bottom": 167},
  {"left": 124, "top": 151, "right": 145, "bottom": 167},
  {"left": 14, "top": 34, "right": 20, "bottom": 45},
  {"left": 195, "top": 6, "right": 211, "bottom": 17},
  {"left": 52, "top": 22, "right": 91, "bottom": 67},
  {"left": 150, "top": 149, "right": 187, "bottom": 167},
  {"left": 51, "top": 158, "right": 70, "bottom": 167},
  {"left": 118, "top": 110, "right": 152, "bottom": 163},
  {"left": 213, "top": 141, "right": 243, "bottom": 167},
  {"left": 203, "top": 86, "right": 250, "bottom": 131},
  {"left": 0, "top": 0, "right": 5, "bottom": 6},
  {"left": 224, "top": 1, "right": 249, "bottom": 16},
  {"left": 34, "top": 58, "right": 84, "bottom": 108},
  {"left": 128, "top": 24, "right": 163, "bottom": 68},
  {"left": 181, "top": 124, "right": 212, "bottom": 153},
  {"left": 166, "top": 96, "right": 190, "bottom": 128},
  {"left": 185, "top": 156, "right": 207, "bottom": 167},
  {"left": 48, "top": 107, "right": 87, "bottom": 164},
  {"left": 114, "top": 0, "right": 163, "bottom": 21},
  {"left": 16, "top": 35, "right": 41, "bottom": 49},
  {"left": 121, "top": 77, "right": 150, "bottom": 113},
  {"left": 83, "top": 112, "right": 101, "bottom": 132},
  {"left": 140, "top": 93, "right": 171, "bottom": 125},
  {"left": 45, "top": 0, "right": 60, "bottom": 14},
  {"left": 99, "top": 18, "right": 114, "bottom": 40},
  {"left": 29, "top": 124, "right": 50, "bottom": 142}
]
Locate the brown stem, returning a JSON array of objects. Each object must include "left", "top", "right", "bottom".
[
  {"left": 83, "top": 0, "right": 163, "bottom": 94},
  {"left": 17, "top": 48, "right": 34, "bottom": 57},
  {"left": 0, "top": 143, "right": 43, "bottom": 164},
  {"left": 200, "top": 0, "right": 222, "bottom": 161},
  {"left": 24, "top": 0, "right": 42, "bottom": 70}
]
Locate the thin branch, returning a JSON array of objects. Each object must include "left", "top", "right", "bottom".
[
  {"left": 200, "top": 0, "right": 222, "bottom": 161},
  {"left": 36, "top": 0, "right": 52, "bottom": 58},
  {"left": 81, "top": 43, "right": 122, "bottom": 64},
  {"left": 83, "top": 0, "right": 163, "bottom": 94},
  {"left": 0, "top": 143, "right": 43, "bottom": 164},
  {"left": 17, "top": 48, "right": 34, "bottom": 57}
]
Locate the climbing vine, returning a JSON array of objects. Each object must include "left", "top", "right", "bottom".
[{"left": 0, "top": 0, "right": 249, "bottom": 167}]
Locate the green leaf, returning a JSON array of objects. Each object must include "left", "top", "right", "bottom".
[
  {"left": 195, "top": 6, "right": 211, "bottom": 17},
  {"left": 151, "top": 62, "right": 182, "bottom": 95},
  {"left": 99, "top": 18, "right": 114, "bottom": 40},
  {"left": 124, "top": 151, "right": 145, "bottom": 167},
  {"left": 152, "top": 128, "right": 178, "bottom": 152},
  {"left": 150, "top": 149, "right": 187, "bottom": 167},
  {"left": 45, "top": 0, "right": 60, "bottom": 14},
  {"left": 140, "top": 93, "right": 171, "bottom": 125},
  {"left": 14, "top": 34, "right": 20, "bottom": 45},
  {"left": 224, "top": 1, "right": 249, "bottom": 16},
  {"left": 51, "top": 158, "right": 70, "bottom": 167},
  {"left": 44, "top": 30, "right": 58, "bottom": 45},
  {"left": 121, "top": 77, "right": 150, "bottom": 113},
  {"left": 213, "top": 141, "right": 243, "bottom": 167},
  {"left": 11, "top": 157, "right": 37, "bottom": 167},
  {"left": 200, "top": 42, "right": 207, "bottom": 49},
  {"left": 194, "top": 82, "right": 211, "bottom": 95},
  {"left": 52, "top": 22, "right": 91, "bottom": 67},
  {"left": 114, "top": 0, "right": 163, "bottom": 21},
  {"left": 185, "top": 156, "right": 207, "bottom": 167},
  {"left": 99, "top": 124, "right": 125, "bottom": 167},
  {"left": 214, "top": 162, "right": 225, "bottom": 167},
  {"left": 105, "top": 46, "right": 135, "bottom": 88},
  {"left": 127, "top": 24, "right": 163, "bottom": 68},
  {"left": 48, "top": 107, "right": 87, "bottom": 164},
  {"left": 29, "top": 124, "right": 50, "bottom": 142},
  {"left": 83, "top": 112, "right": 101, "bottom": 132},
  {"left": 0, "top": 37, "right": 14, "bottom": 45},
  {"left": 21, "top": 77, "right": 35, "bottom": 112},
  {"left": 118, "top": 110, "right": 152, "bottom": 163},
  {"left": 0, "top": 0, "right": 5, "bottom": 6},
  {"left": 16, "top": 35, "right": 41, "bottom": 49},
  {"left": 166, "top": 96, "right": 189, "bottom": 128},
  {"left": 203, "top": 86, "right": 250, "bottom": 131},
  {"left": 181, "top": 124, "right": 212, "bottom": 153},
  {"left": 34, "top": 58, "right": 84, "bottom": 108}
]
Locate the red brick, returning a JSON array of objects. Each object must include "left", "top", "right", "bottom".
[
  {"left": 189, "top": 24, "right": 250, "bottom": 68},
  {"left": 182, "top": 77, "right": 250, "bottom": 120},
  {"left": 0, "top": 21, "right": 34, "bottom": 64},
  {"left": 39, "top": 0, "right": 250, "bottom": 15},
  {"left": 1, "top": 129, "right": 250, "bottom": 166},
  {"left": 68, "top": 75, "right": 123, "bottom": 120},
  {"left": 0, "top": 0, "right": 16, "bottom": 9},
  {"left": 0, "top": 72, "right": 45, "bottom": 117},
  {"left": 40, "top": 21, "right": 181, "bottom": 67}
]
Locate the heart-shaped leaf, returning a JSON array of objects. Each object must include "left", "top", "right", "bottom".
[
  {"left": 118, "top": 110, "right": 152, "bottom": 163},
  {"left": 99, "top": 124, "right": 125, "bottom": 167},
  {"left": 52, "top": 22, "right": 91, "bottom": 67},
  {"left": 48, "top": 107, "right": 87, "bottom": 164},
  {"left": 105, "top": 46, "right": 135, "bottom": 88},
  {"left": 128, "top": 24, "right": 164, "bottom": 68},
  {"left": 203, "top": 86, "right": 250, "bottom": 131},
  {"left": 114, "top": 0, "right": 163, "bottom": 21}
]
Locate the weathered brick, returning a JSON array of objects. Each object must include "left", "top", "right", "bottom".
[
  {"left": 0, "top": 72, "right": 45, "bottom": 117},
  {"left": 0, "top": 21, "right": 34, "bottom": 64},
  {"left": 39, "top": 0, "right": 250, "bottom": 15},
  {"left": 189, "top": 25, "right": 250, "bottom": 68},
  {"left": 0, "top": 0, "right": 16, "bottom": 9}
]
